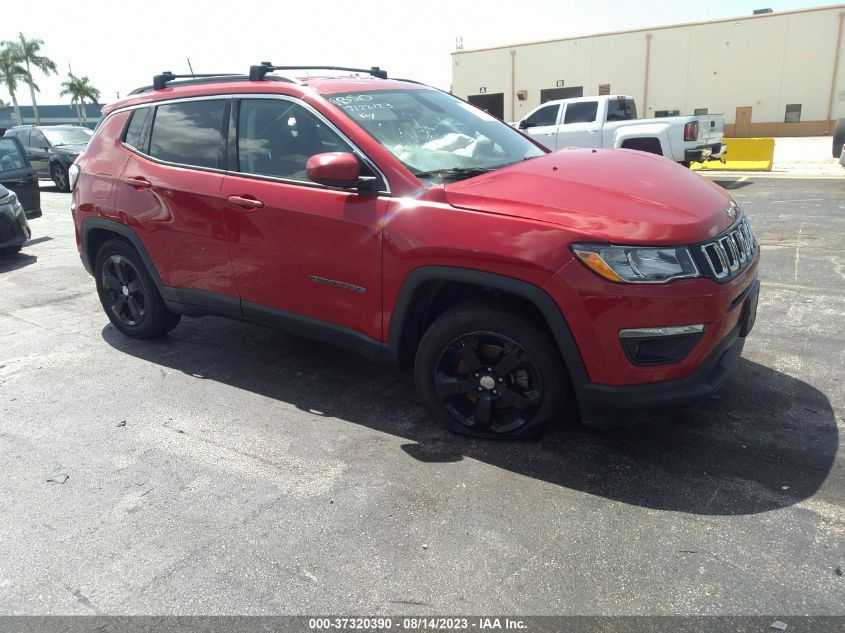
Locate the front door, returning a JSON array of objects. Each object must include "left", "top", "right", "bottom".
[
  {"left": 519, "top": 103, "right": 561, "bottom": 150},
  {"left": 735, "top": 106, "right": 752, "bottom": 138},
  {"left": 26, "top": 128, "right": 50, "bottom": 177},
  {"left": 0, "top": 136, "right": 40, "bottom": 214},
  {"left": 221, "top": 97, "right": 385, "bottom": 341}
]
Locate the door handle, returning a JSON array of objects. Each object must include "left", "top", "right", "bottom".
[
  {"left": 227, "top": 195, "right": 265, "bottom": 210},
  {"left": 123, "top": 177, "right": 151, "bottom": 190}
]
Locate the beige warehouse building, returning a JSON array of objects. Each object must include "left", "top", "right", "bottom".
[{"left": 451, "top": 4, "right": 845, "bottom": 136}]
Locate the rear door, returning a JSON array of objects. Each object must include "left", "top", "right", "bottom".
[
  {"left": 115, "top": 98, "right": 238, "bottom": 303},
  {"left": 557, "top": 100, "right": 601, "bottom": 148},
  {"left": 221, "top": 96, "right": 386, "bottom": 340},
  {"left": 0, "top": 136, "right": 40, "bottom": 215}
]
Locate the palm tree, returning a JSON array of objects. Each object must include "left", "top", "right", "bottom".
[
  {"left": 0, "top": 43, "right": 27, "bottom": 125},
  {"left": 16, "top": 33, "right": 57, "bottom": 125},
  {"left": 60, "top": 72, "right": 101, "bottom": 126}
]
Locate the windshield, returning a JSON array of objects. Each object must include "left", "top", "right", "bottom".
[
  {"left": 326, "top": 89, "right": 545, "bottom": 183},
  {"left": 43, "top": 127, "right": 94, "bottom": 147}
]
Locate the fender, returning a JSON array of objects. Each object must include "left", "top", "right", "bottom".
[
  {"left": 81, "top": 217, "right": 170, "bottom": 294},
  {"left": 612, "top": 123, "right": 672, "bottom": 156},
  {"left": 387, "top": 266, "right": 589, "bottom": 387}
]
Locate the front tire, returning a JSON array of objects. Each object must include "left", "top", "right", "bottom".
[
  {"left": 51, "top": 164, "right": 69, "bottom": 192},
  {"left": 94, "top": 238, "right": 181, "bottom": 339},
  {"left": 415, "top": 303, "right": 568, "bottom": 439}
]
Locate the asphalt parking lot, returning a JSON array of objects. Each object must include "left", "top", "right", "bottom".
[{"left": 0, "top": 176, "right": 843, "bottom": 616}]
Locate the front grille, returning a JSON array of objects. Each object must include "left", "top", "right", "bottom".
[{"left": 697, "top": 217, "right": 756, "bottom": 282}]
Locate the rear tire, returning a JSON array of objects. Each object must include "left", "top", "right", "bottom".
[
  {"left": 832, "top": 118, "right": 845, "bottom": 158},
  {"left": 415, "top": 302, "right": 568, "bottom": 439},
  {"left": 94, "top": 238, "right": 181, "bottom": 339}
]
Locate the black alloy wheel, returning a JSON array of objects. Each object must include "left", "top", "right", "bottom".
[
  {"left": 415, "top": 303, "right": 567, "bottom": 439},
  {"left": 435, "top": 332, "right": 543, "bottom": 434},
  {"left": 102, "top": 254, "right": 146, "bottom": 327},
  {"left": 94, "top": 238, "right": 181, "bottom": 339}
]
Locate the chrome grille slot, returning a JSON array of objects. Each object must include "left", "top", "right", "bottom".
[
  {"left": 699, "top": 216, "right": 757, "bottom": 282},
  {"left": 719, "top": 236, "right": 739, "bottom": 271},
  {"left": 702, "top": 243, "right": 728, "bottom": 278},
  {"left": 732, "top": 230, "right": 747, "bottom": 263}
]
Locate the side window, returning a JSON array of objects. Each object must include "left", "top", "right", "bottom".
[
  {"left": 13, "top": 130, "right": 30, "bottom": 147},
  {"left": 606, "top": 98, "right": 637, "bottom": 122},
  {"left": 0, "top": 138, "right": 27, "bottom": 172},
  {"left": 237, "top": 98, "right": 353, "bottom": 181},
  {"left": 30, "top": 129, "right": 48, "bottom": 148},
  {"left": 524, "top": 104, "right": 560, "bottom": 128},
  {"left": 564, "top": 101, "right": 598, "bottom": 124},
  {"left": 149, "top": 100, "right": 226, "bottom": 169},
  {"left": 123, "top": 107, "right": 150, "bottom": 151}
]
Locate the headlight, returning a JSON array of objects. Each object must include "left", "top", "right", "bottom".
[
  {"left": 572, "top": 244, "right": 700, "bottom": 284},
  {"left": 68, "top": 164, "right": 80, "bottom": 191}
]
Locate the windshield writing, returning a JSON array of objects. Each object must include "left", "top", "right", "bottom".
[{"left": 328, "top": 89, "right": 544, "bottom": 182}]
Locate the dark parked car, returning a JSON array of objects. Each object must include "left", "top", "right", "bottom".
[
  {"left": 0, "top": 183, "right": 31, "bottom": 256},
  {"left": 0, "top": 136, "right": 41, "bottom": 218},
  {"left": 4, "top": 124, "right": 93, "bottom": 192}
]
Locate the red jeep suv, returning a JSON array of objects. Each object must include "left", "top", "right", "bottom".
[{"left": 71, "top": 64, "right": 760, "bottom": 438}]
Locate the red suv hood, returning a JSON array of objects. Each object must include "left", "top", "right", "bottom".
[{"left": 443, "top": 149, "right": 735, "bottom": 244}]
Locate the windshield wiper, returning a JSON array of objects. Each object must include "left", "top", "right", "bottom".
[{"left": 413, "top": 166, "right": 497, "bottom": 181}]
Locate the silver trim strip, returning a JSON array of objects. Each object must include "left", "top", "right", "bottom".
[{"left": 619, "top": 324, "right": 706, "bottom": 338}]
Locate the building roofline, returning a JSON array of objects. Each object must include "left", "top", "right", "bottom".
[{"left": 451, "top": 3, "right": 845, "bottom": 55}]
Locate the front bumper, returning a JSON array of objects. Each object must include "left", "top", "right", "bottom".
[
  {"left": 570, "top": 276, "right": 759, "bottom": 427},
  {"left": 0, "top": 206, "right": 31, "bottom": 251},
  {"left": 576, "top": 320, "right": 746, "bottom": 427}
]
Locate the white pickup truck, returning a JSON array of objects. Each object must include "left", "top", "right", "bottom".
[{"left": 515, "top": 95, "right": 725, "bottom": 165}]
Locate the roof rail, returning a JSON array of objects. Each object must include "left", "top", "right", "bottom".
[
  {"left": 153, "top": 71, "right": 241, "bottom": 90},
  {"left": 248, "top": 62, "right": 388, "bottom": 81},
  {"left": 128, "top": 73, "right": 298, "bottom": 95}
]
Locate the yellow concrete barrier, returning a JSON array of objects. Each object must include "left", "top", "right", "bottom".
[{"left": 691, "top": 137, "right": 775, "bottom": 171}]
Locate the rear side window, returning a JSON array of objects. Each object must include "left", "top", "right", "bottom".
[
  {"left": 564, "top": 102, "right": 598, "bottom": 124},
  {"left": 237, "top": 98, "right": 353, "bottom": 181},
  {"left": 12, "top": 129, "right": 30, "bottom": 146},
  {"left": 123, "top": 108, "right": 150, "bottom": 150},
  {"left": 149, "top": 100, "right": 226, "bottom": 169},
  {"left": 606, "top": 98, "right": 637, "bottom": 121},
  {"left": 0, "top": 138, "right": 27, "bottom": 172}
]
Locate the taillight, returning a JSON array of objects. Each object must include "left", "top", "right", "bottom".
[
  {"left": 68, "top": 164, "right": 80, "bottom": 191},
  {"left": 684, "top": 121, "right": 699, "bottom": 141}
]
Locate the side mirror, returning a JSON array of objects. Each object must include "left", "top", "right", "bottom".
[
  {"left": 518, "top": 120, "right": 529, "bottom": 130},
  {"left": 306, "top": 152, "right": 361, "bottom": 188}
]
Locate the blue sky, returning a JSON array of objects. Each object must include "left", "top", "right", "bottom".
[{"left": 1, "top": 0, "right": 841, "bottom": 106}]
